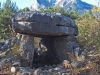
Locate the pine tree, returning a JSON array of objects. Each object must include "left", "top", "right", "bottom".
[
  {"left": 0, "top": 0, "right": 18, "bottom": 40},
  {"left": 70, "top": 8, "right": 78, "bottom": 19},
  {"left": 22, "top": 7, "right": 30, "bottom": 12},
  {"left": 0, "top": 2, "right": 1, "bottom": 10}
]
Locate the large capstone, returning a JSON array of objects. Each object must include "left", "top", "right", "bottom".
[{"left": 12, "top": 12, "right": 78, "bottom": 36}]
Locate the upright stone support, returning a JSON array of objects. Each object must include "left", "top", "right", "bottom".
[
  {"left": 54, "top": 35, "right": 81, "bottom": 62},
  {"left": 19, "top": 34, "right": 34, "bottom": 67}
]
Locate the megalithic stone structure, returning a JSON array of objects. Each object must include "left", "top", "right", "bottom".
[{"left": 12, "top": 11, "right": 85, "bottom": 67}]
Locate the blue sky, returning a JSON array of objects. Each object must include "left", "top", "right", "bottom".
[{"left": 0, "top": 0, "right": 99, "bottom": 9}]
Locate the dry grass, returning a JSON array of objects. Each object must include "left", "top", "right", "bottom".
[{"left": 72, "top": 56, "right": 100, "bottom": 75}]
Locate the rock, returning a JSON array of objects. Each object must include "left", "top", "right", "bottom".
[
  {"left": 58, "top": 69, "right": 67, "bottom": 73},
  {"left": 57, "top": 65, "right": 64, "bottom": 69},
  {"left": 52, "top": 72, "right": 60, "bottom": 75},
  {"left": 12, "top": 12, "right": 78, "bottom": 36},
  {"left": 13, "top": 22, "right": 77, "bottom": 36},
  {"left": 52, "top": 64, "right": 56, "bottom": 68},
  {"left": 0, "top": 37, "right": 17, "bottom": 54},
  {"left": 54, "top": 35, "right": 84, "bottom": 62},
  {"left": 50, "top": 68, "right": 58, "bottom": 73},
  {"left": 66, "top": 35, "right": 78, "bottom": 42},
  {"left": 46, "top": 73, "right": 52, "bottom": 75},
  {"left": 49, "top": 69, "right": 54, "bottom": 73},
  {"left": 81, "top": 52, "right": 86, "bottom": 60},
  {"left": 16, "top": 33, "right": 23, "bottom": 44},
  {"left": 9, "top": 37, "right": 17, "bottom": 46},
  {"left": 73, "top": 46, "right": 85, "bottom": 61},
  {"left": 74, "top": 47, "right": 80, "bottom": 56},
  {"left": 62, "top": 60, "right": 71, "bottom": 69},
  {"left": 17, "top": 72, "right": 29, "bottom": 75},
  {"left": 44, "top": 65, "right": 48, "bottom": 68},
  {"left": 13, "top": 12, "right": 76, "bottom": 27},
  {"left": 48, "top": 66, "right": 53, "bottom": 69},
  {"left": 71, "top": 61, "right": 85, "bottom": 68},
  {"left": 34, "top": 68, "right": 43, "bottom": 75},
  {"left": 1, "top": 43, "right": 9, "bottom": 51},
  {"left": 0, "top": 58, "right": 7, "bottom": 67},
  {"left": 7, "top": 55, "right": 17, "bottom": 63},
  {"left": 5, "top": 49, "right": 11, "bottom": 55},
  {"left": 19, "top": 34, "right": 34, "bottom": 67},
  {"left": 19, "top": 67, "right": 34, "bottom": 74},
  {"left": 11, "top": 66, "right": 16, "bottom": 73},
  {"left": 77, "top": 52, "right": 86, "bottom": 61},
  {"left": 54, "top": 67, "right": 60, "bottom": 71},
  {"left": 54, "top": 36, "right": 75, "bottom": 62},
  {"left": 12, "top": 60, "right": 22, "bottom": 67}
]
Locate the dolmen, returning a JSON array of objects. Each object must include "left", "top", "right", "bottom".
[{"left": 11, "top": 11, "right": 85, "bottom": 67}]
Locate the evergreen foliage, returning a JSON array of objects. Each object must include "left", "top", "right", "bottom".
[
  {"left": 40, "top": 6, "right": 78, "bottom": 19},
  {"left": 0, "top": 0, "right": 18, "bottom": 40},
  {"left": 22, "top": 7, "right": 30, "bottom": 12}
]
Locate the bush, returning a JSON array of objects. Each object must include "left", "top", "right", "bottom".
[{"left": 76, "top": 11, "right": 100, "bottom": 54}]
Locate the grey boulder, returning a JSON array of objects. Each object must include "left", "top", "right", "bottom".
[{"left": 12, "top": 12, "right": 78, "bottom": 36}]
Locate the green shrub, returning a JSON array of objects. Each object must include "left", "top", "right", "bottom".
[{"left": 76, "top": 11, "right": 100, "bottom": 53}]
